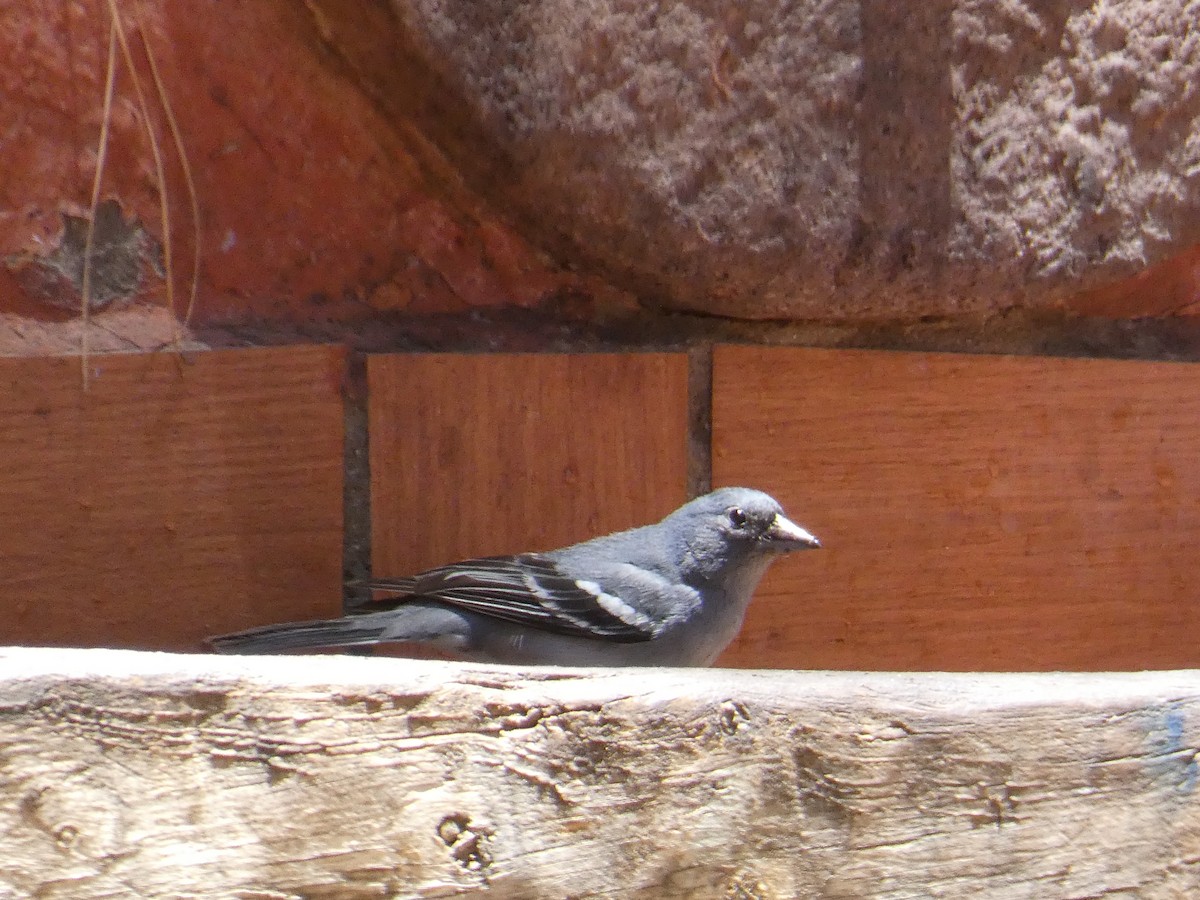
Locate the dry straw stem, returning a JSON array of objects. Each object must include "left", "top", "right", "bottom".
[
  {"left": 137, "top": 19, "right": 201, "bottom": 326},
  {"left": 82, "top": 3, "right": 202, "bottom": 388},
  {"left": 80, "top": 20, "right": 118, "bottom": 391},
  {"left": 108, "top": 3, "right": 176, "bottom": 339}
]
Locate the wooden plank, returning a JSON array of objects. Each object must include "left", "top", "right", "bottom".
[
  {"left": 713, "top": 346, "right": 1200, "bottom": 671},
  {"left": 1, "top": 648, "right": 1197, "bottom": 898},
  {"left": 0, "top": 347, "right": 345, "bottom": 650},
  {"left": 368, "top": 353, "right": 689, "bottom": 577}
]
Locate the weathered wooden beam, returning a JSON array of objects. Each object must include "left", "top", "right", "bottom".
[{"left": 1, "top": 648, "right": 1197, "bottom": 898}]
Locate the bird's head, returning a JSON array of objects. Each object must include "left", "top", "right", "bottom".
[{"left": 667, "top": 487, "right": 821, "bottom": 578}]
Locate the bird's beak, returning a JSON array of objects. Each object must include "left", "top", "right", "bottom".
[{"left": 766, "top": 513, "right": 822, "bottom": 550}]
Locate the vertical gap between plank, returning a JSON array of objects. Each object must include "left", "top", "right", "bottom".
[
  {"left": 342, "top": 350, "right": 372, "bottom": 611},
  {"left": 687, "top": 346, "right": 713, "bottom": 498}
]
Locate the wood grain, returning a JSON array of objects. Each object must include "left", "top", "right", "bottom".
[
  {"left": 0, "top": 346, "right": 345, "bottom": 650},
  {"left": 2, "top": 648, "right": 1198, "bottom": 898},
  {"left": 368, "top": 353, "right": 689, "bottom": 577},
  {"left": 713, "top": 345, "right": 1200, "bottom": 671}
]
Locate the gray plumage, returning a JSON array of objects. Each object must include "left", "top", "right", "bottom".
[{"left": 208, "top": 487, "right": 821, "bottom": 667}]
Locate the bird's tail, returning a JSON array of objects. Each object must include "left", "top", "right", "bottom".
[{"left": 208, "top": 617, "right": 389, "bottom": 654}]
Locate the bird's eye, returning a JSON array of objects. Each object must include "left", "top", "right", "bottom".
[{"left": 728, "top": 507, "right": 748, "bottom": 528}]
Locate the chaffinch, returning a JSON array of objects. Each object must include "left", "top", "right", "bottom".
[{"left": 209, "top": 487, "right": 820, "bottom": 666}]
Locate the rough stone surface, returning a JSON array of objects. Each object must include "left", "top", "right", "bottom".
[
  {"left": 1, "top": 0, "right": 1198, "bottom": 358},
  {"left": 383, "top": 0, "right": 1200, "bottom": 319},
  {"left": 0, "top": 0, "right": 611, "bottom": 356},
  {"left": 1, "top": 648, "right": 1199, "bottom": 898}
]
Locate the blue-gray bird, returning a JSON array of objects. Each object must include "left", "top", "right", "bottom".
[{"left": 208, "top": 487, "right": 820, "bottom": 666}]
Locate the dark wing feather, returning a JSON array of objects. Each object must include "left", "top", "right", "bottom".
[{"left": 364, "top": 553, "right": 657, "bottom": 642}]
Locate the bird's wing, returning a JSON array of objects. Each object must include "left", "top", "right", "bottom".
[{"left": 364, "top": 554, "right": 661, "bottom": 642}]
